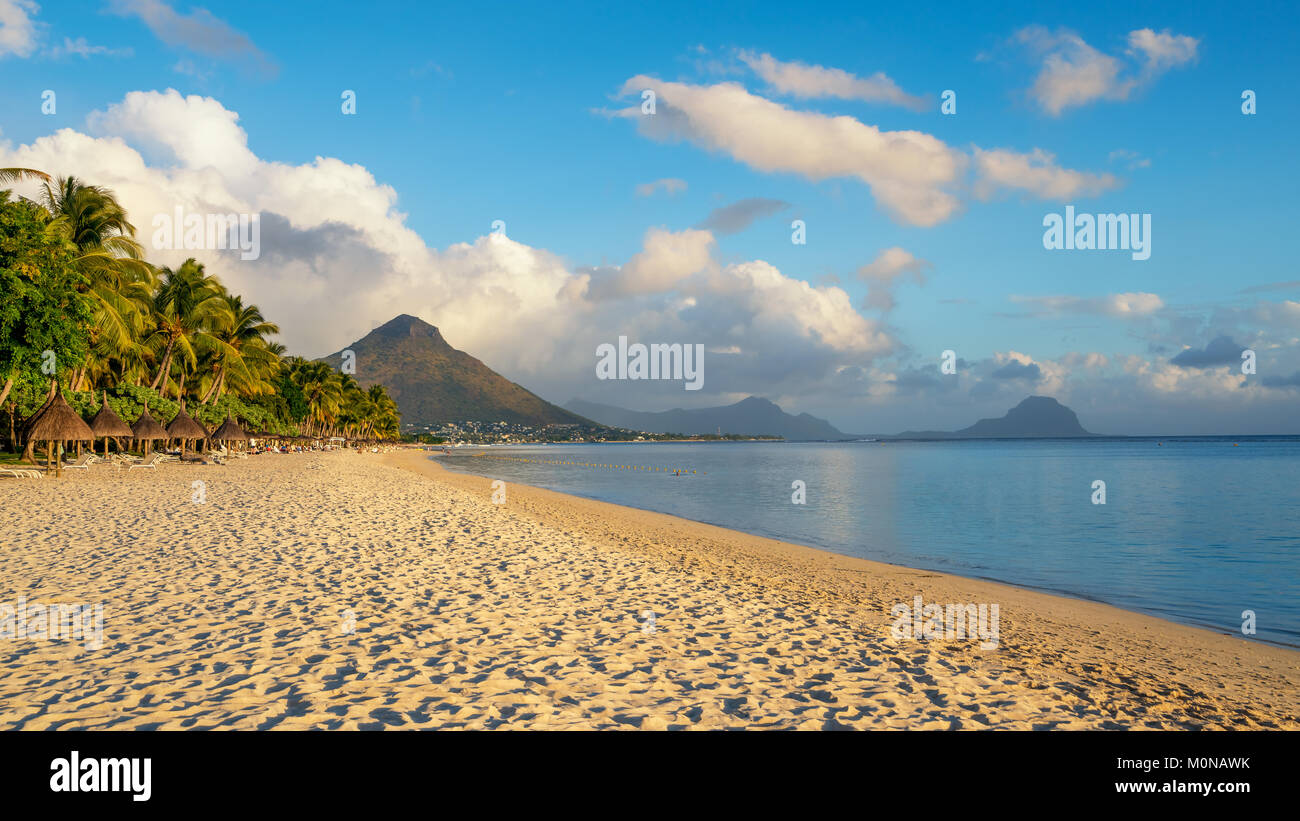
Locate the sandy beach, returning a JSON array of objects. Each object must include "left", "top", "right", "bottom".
[{"left": 0, "top": 448, "right": 1295, "bottom": 730}]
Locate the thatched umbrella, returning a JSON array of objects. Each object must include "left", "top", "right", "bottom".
[
  {"left": 211, "top": 415, "right": 248, "bottom": 453},
  {"left": 211, "top": 415, "right": 247, "bottom": 440},
  {"left": 88, "top": 391, "right": 132, "bottom": 459},
  {"left": 15, "top": 381, "right": 57, "bottom": 460},
  {"left": 244, "top": 428, "right": 269, "bottom": 447},
  {"left": 131, "top": 403, "right": 168, "bottom": 458},
  {"left": 24, "top": 384, "right": 94, "bottom": 476},
  {"left": 166, "top": 401, "right": 209, "bottom": 459}
]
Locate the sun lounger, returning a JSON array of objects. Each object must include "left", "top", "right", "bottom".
[
  {"left": 128, "top": 454, "right": 164, "bottom": 470},
  {"left": 0, "top": 467, "right": 42, "bottom": 479},
  {"left": 63, "top": 454, "right": 95, "bottom": 470}
]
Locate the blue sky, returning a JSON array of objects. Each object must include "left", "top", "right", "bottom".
[{"left": 2, "top": 1, "right": 1299, "bottom": 434}]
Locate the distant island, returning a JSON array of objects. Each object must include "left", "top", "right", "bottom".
[
  {"left": 565, "top": 396, "right": 844, "bottom": 440},
  {"left": 886, "top": 396, "right": 1094, "bottom": 439},
  {"left": 570, "top": 395, "right": 1094, "bottom": 441}
]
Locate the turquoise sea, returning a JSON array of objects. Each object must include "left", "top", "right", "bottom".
[{"left": 434, "top": 438, "right": 1300, "bottom": 646}]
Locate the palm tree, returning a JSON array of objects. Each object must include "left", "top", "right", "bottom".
[
  {"left": 12, "top": 174, "right": 154, "bottom": 390},
  {"left": 363, "top": 384, "right": 399, "bottom": 439},
  {"left": 38, "top": 176, "right": 144, "bottom": 262},
  {"left": 0, "top": 168, "right": 50, "bottom": 186},
  {"left": 285, "top": 359, "right": 341, "bottom": 436},
  {"left": 2, "top": 169, "right": 403, "bottom": 442},
  {"left": 147, "top": 259, "right": 230, "bottom": 398},
  {"left": 198, "top": 294, "right": 281, "bottom": 403}
]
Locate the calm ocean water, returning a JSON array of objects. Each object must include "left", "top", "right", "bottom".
[{"left": 434, "top": 438, "right": 1300, "bottom": 646}]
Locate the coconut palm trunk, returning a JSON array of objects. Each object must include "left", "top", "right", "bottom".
[
  {"left": 200, "top": 367, "right": 224, "bottom": 404},
  {"left": 150, "top": 340, "right": 175, "bottom": 392}
]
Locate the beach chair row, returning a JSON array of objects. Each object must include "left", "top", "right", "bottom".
[{"left": 0, "top": 447, "right": 253, "bottom": 478}]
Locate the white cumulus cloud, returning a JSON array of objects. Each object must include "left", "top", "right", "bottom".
[
  {"left": 1, "top": 88, "right": 891, "bottom": 408},
  {"left": 0, "top": 0, "right": 40, "bottom": 58},
  {"left": 856, "top": 247, "right": 930, "bottom": 312},
  {"left": 1014, "top": 25, "right": 1199, "bottom": 115},
  {"left": 737, "top": 50, "right": 928, "bottom": 110},
  {"left": 974, "top": 147, "right": 1119, "bottom": 200},
  {"left": 611, "top": 77, "right": 1120, "bottom": 224},
  {"left": 1010, "top": 292, "right": 1164, "bottom": 318}
]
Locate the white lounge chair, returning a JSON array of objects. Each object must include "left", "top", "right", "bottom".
[
  {"left": 63, "top": 454, "right": 95, "bottom": 470},
  {"left": 128, "top": 454, "right": 164, "bottom": 470},
  {"left": 0, "top": 467, "right": 42, "bottom": 479}
]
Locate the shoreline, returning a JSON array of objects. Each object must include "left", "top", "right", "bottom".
[
  {"left": 399, "top": 451, "right": 1300, "bottom": 653},
  {"left": 385, "top": 451, "right": 1299, "bottom": 727},
  {"left": 1, "top": 448, "right": 1294, "bottom": 729},
  {"left": 427, "top": 449, "right": 1300, "bottom": 651}
]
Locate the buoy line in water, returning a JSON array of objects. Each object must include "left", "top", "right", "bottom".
[{"left": 471, "top": 452, "right": 703, "bottom": 475}]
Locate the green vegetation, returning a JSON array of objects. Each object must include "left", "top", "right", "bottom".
[
  {"left": 0, "top": 169, "right": 400, "bottom": 453},
  {"left": 403, "top": 433, "right": 448, "bottom": 445}
]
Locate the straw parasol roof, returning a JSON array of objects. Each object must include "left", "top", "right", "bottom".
[
  {"left": 24, "top": 384, "right": 94, "bottom": 476},
  {"left": 25, "top": 385, "right": 94, "bottom": 442},
  {"left": 131, "top": 404, "right": 168, "bottom": 440},
  {"left": 166, "top": 401, "right": 209, "bottom": 440},
  {"left": 89, "top": 391, "right": 133, "bottom": 459},
  {"left": 89, "top": 391, "right": 133, "bottom": 437},
  {"left": 130, "top": 402, "right": 168, "bottom": 459},
  {"left": 211, "top": 415, "right": 248, "bottom": 441},
  {"left": 166, "top": 401, "right": 209, "bottom": 460}
]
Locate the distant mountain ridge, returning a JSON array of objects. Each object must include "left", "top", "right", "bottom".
[
  {"left": 319, "top": 315, "right": 588, "bottom": 426},
  {"left": 891, "top": 396, "right": 1093, "bottom": 439},
  {"left": 564, "top": 396, "right": 847, "bottom": 440},
  {"left": 313, "top": 322, "right": 1091, "bottom": 440}
]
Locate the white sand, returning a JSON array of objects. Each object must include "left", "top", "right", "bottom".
[{"left": 0, "top": 449, "right": 1294, "bottom": 730}]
